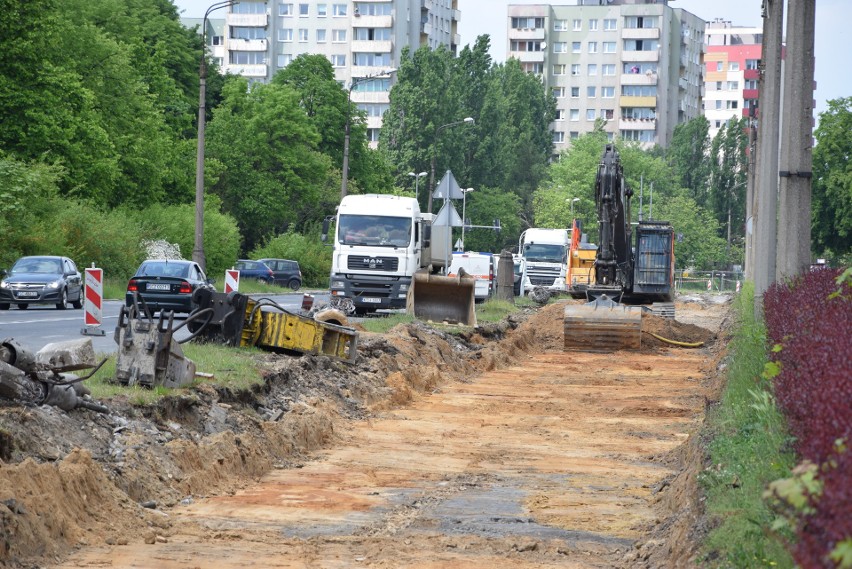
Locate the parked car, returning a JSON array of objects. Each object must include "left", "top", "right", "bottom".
[
  {"left": 125, "top": 259, "right": 214, "bottom": 315},
  {"left": 513, "top": 255, "right": 526, "bottom": 297},
  {"left": 256, "top": 258, "right": 302, "bottom": 290},
  {"left": 234, "top": 259, "right": 275, "bottom": 284},
  {"left": 0, "top": 256, "right": 83, "bottom": 310}
]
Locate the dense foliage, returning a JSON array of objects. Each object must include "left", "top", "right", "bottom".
[
  {"left": 764, "top": 268, "right": 852, "bottom": 567},
  {"left": 812, "top": 97, "right": 852, "bottom": 263}
]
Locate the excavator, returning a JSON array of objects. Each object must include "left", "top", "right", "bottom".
[{"left": 564, "top": 144, "right": 675, "bottom": 352}]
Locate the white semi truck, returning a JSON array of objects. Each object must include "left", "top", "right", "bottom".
[
  {"left": 518, "top": 227, "right": 571, "bottom": 294},
  {"left": 322, "top": 194, "right": 474, "bottom": 323}
]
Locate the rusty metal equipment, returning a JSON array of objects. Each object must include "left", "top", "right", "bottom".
[
  {"left": 113, "top": 294, "right": 200, "bottom": 388},
  {"left": 406, "top": 269, "right": 477, "bottom": 326},
  {"left": 1, "top": 337, "right": 109, "bottom": 413},
  {"left": 564, "top": 295, "right": 643, "bottom": 352},
  {"left": 190, "top": 290, "right": 358, "bottom": 363}
]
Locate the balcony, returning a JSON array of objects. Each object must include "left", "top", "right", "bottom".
[
  {"left": 508, "top": 28, "right": 546, "bottom": 40},
  {"left": 352, "top": 40, "right": 392, "bottom": 53},
  {"left": 229, "top": 38, "right": 267, "bottom": 51},
  {"left": 619, "top": 117, "right": 657, "bottom": 130},
  {"left": 620, "top": 95, "right": 657, "bottom": 107},
  {"left": 352, "top": 14, "right": 392, "bottom": 28},
  {"left": 621, "top": 27, "right": 660, "bottom": 40},
  {"left": 744, "top": 68, "right": 760, "bottom": 80},
  {"left": 226, "top": 13, "right": 267, "bottom": 27},
  {"left": 621, "top": 73, "right": 658, "bottom": 86},
  {"left": 351, "top": 65, "right": 396, "bottom": 79},
  {"left": 513, "top": 51, "right": 545, "bottom": 63},
  {"left": 351, "top": 91, "right": 388, "bottom": 105},
  {"left": 743, "top": 88, "right": 759, "bottom": 101},
  {"left": 225, "top": 64, "right": 267, "bottom": 78},
  {"left": 622, "top": 50, "right": 659, "bottom": 63},
  {"left": 678, "top": 76, "right": 689, "bottom": 90}
]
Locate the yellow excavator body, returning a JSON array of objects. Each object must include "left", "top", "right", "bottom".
[{"left": 406, "top": 269, "right": 477, "bottom": 326}]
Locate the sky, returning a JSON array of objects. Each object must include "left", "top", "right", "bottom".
[{"left": 173, "top": 0, "right": 849, "bottom": 118}]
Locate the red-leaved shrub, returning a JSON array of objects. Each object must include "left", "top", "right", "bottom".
[{"left": 764, "top": 267, "right": 851, "bottom": 568}]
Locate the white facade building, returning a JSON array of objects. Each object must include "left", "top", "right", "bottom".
[{"left": 507, "top": 0, "right": 705, "bottom": 153}]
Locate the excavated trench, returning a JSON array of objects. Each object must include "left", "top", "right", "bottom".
[{"left": 0, "top": 297, "right": 728, "bottom": 568}]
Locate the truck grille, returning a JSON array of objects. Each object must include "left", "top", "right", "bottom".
[
  {"left": 527, "top": 266, "right": 560, "bottom": 287},
  {"left": 347, "top": 256, "right": 399, "bottom": 272}
]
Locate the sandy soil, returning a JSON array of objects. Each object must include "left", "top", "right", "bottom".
[{"left": 0, "top": 295, "right": 729, "bottom": 569}]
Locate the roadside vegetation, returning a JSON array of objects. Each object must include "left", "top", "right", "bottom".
[{"left": 699, "top": 282, "right": 796, "bottom": 567}]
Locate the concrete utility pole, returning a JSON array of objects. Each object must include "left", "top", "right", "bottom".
[
  {"left": 752, "top": 0, "right": 784, "bottom": 313},
  {"left": 777, "top": 0, "right": 816, "bottom": 280}
]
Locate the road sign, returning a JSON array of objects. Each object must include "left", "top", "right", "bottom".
[
  {"left": 225, "top": 269, "right": 240, "bottom": 293},
  {"left": 81, "top": 267, "right": 106, "bottom": 336}
]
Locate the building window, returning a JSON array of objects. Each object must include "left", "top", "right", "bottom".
[
  {"left": 357, "top": 103, "right": 390, "bottom": 117},
  {"left": 570, "top": 109, "right": 580, "bottom": 121},
  {"left": 298, "top": 28, "right": 308, "bottom": 42},
  {"left": 332, "top": 29, "right": 346, "bottom": 42},
  {"left": 586, "top": 109, "right": 596, "bottom": 121},
  {"left": 367, "top": 128, "right": 380, "bottom": 143},
  {"left": 355, "top": 27, "right": 392, "bottom": 41},
  {"left": 624, "top": 39, "right": 659, "bottom": 51},
  {"left": 299, "top": 3, "right": 308, "bottom": 16},
  {"left": 316, "top": 29, "right": 326, "bottom": 42},
  {"left": 573, "top": 19, "right": 582, "bottom": 31},
  {"left": 727, "top": 100, "right": 739, "bottom": 109},
  {"left": 589, "top": 19, "right": 598, "bottom": 31},
  {"left": 604, "top": 18, "right": 617, "bottom": 31},
  {"left": 624, "top": 16, "right": 659, "bottom": 29},
  {"left": 555, "top": 109, "right": 565, "bottom": 121},
  {"left": 715, "top": 120, "right": 722, "bottom": 128},
  {"left": 317, "top": 3, "right": 327, "bottom": 16},
  {"left": 571, "top": 86, "right": 580, "bottom": 98},
  {"left": 229, "top": 51, "right": 266, "bottom": 64},
  {"left": 353, "top": 53, "right": 391, "bottom": 66},
  {"left": 603, "top": 41, "right": 616, "bottom": 53},
  {"left": 601, "top": 109, "right": 614, "bottom": 120},
  {"left": 554, "top": 19, "right": 567, "bottom": 31},
  {"left": 602, "top": 86, "right": 615, "bottom": 98},
  {"left": 746, "top": 59, "right": 759, "bottom": 70},
  {"left": 716, "top": 61, "right": 724, "bottom": 71},
  {"left": 553, "top": 42, "right": 567, "bottom": 53},
  {"left": 357, "top": 3, "right": 392, "bottom": 16},
  {"left": 587, "top": 64, "right": 597, "bottom": 76},
  {"left": 727, "top": 81, "right": 739, "bottom": 90},
  {"left": 622, "top": 85, "right": 655, "bottom": 96},
  {"left": 552, "top": 86, "right": 566, "bottom": 98},
  {"left": 522, "top": 62, "right": 544, "bottom": 74},
  {"left": 279, "top": 28, "right": 293, "bottom": 42},
  {"left": 587, "top": 86, "right": 596, "bottom": 98},
  {"left": 729, "top": 61, "right": 740, "bottom": 71},
  {"left": 553, "top": 131, "right": 565, "bottom": 143},
  {"left": 620, "top": 130, "right": 655, "bottom": 142},
  {"left": 277, "top": 54, "right": 293, "bottom": 67},
  {"left": 554, "top": 64, "right": 566, "bottom": 76},
  {"left": 512, "top": 17, "right": 545, "bottom": 29},
  {"left": 232, "top": 2, "right": 265, "bottom": 14},
  {"left": 280, "top": 3, "right": 293, "bottom": 16},
  {"left": 745, "top": 79, "right": 758, "bottom": 90},
  {"left": 233, "top": 26, "right": 267, "bottom": 39},
  {"left": 330, "top": 54, "right": 346, "bottom": 67},
  {"left": 572, "top": 42, "right": 581, "bottom": 53},
  {"left": 716, "top": 100, "right": 723, "bottom": 109},
  {"left": 603, "top": 64, "right": 615, "bottom": 76},
  {"left": 588, "top": 41, "right": 597, "bottom": 53},
  {"left": 571, "top": 64, "right": 580, "bottom": 76},
  {"left": 332, "top": 3, "right": 347, "bottom": 16},
  {"left": 716, "top": 81, "right": 722, "bottom": 90}
]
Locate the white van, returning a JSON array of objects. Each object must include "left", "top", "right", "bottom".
[{"left": 447, "top": 252, "right": 494, "bottom": 301}]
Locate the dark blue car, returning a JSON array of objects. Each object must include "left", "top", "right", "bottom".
[{"left": 234, "top": 259, "right": 275, "bottom": 284}]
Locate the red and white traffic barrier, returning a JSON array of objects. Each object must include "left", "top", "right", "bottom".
[
  {"left": 224, "top": 269, "right": 240, "bottom": 293},
  {"left": 736, "top": 280, "right": 741, "bottom": 293},
  {"left": 81, "top": 266, "right": 106, "bottom": 336},
  {"left": 707, "top": 279, "right": 712, "bottom": 292}
]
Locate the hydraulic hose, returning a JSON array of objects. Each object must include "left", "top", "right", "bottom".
[{"left": 643, "top": 330, "right": 704, "bottom": 348}]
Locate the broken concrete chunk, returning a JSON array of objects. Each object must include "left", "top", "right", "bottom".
[{"left": 36, "top": 338, "right": 97, "bottom": 372}]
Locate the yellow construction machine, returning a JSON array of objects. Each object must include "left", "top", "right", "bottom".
[{"left": 564, "top": 145, "right": 675, "bottom": 352}]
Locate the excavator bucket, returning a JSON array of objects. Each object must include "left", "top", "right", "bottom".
[
  {"left": 407, "top": 269, "right": 477, "bottom": 326},
  {"left": 564, "top": 295, "right": 642, "bottom": 352}
]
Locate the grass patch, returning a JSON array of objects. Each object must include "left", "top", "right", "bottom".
[
  {"left": 699, "top": 282, "right": 796, "bottom": 567},
  {"left": 85, "top": 343, "right": 266, "bottom": 405}
]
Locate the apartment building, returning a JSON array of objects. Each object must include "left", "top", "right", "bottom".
[
  {"left": 507, "top": 0, "right": 705, "bottom": 153},
  {"left": 704, "top": 20, "right": 763, "bottom": 139},
  {"left": 186, "top": 1, "right": 460, "bottom": 145}
]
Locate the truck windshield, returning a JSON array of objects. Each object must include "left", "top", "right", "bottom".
[
  {"left": 523, "top": 244, "right": 566, "bottom": 263},
  {"left": 338, "top": 215, "right": 412, "bottom": 247}
]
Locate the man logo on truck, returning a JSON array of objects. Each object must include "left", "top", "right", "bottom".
[{"left": 363, "top": 258, "right": 384, "bottom": 269}]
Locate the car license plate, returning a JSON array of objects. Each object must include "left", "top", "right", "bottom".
[
  {"left": 147, "top": 283, "right": 170, "bottom": 291},
  {"left": 16, "top": 291, "right": 38, "bottom": 297},
  {"left": 361, "top": 297, "right": 381, "bottom": 304}
]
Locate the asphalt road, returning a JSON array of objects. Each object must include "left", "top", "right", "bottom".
[{"left": 0, "top": 292, "right": 329, "bottom": 355}]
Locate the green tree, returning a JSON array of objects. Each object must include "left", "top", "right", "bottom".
[
  {"left": 812, "top": 97, "right": 852, "bottom": 261},
  {"left": 205, "top": 77, "right": 334, "bottom": 252},
  {"left": 667, "top": 116, "right": 711, "bottom": 206},
  {"left": 460, "top": 187, "right": 523, "bottom": 253},
  {"left": 708, "top": 117, "right": 748, "bottom": 263}
]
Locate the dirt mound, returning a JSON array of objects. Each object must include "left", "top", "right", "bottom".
[{"left": 642, "top": 313, "right": 716, "bottom": 350}]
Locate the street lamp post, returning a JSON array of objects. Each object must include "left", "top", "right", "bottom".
[
  {"left": 408, "top": 171, "right": 427, "bottom": 203},
  {"left": 341, "top": 69, "right": 396, "bottom": 198},
  {"left": 461, "top": 187, "right": 474, "bottom": 251},
  {"left": 428, "top": 117, "right": 474, "bottom": 213},
  {"left": 569, "top": 197, "right": 580, "bottom": 220},
  {"left": 193, "top": 0, "right": 237, "bottom": 272}
]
